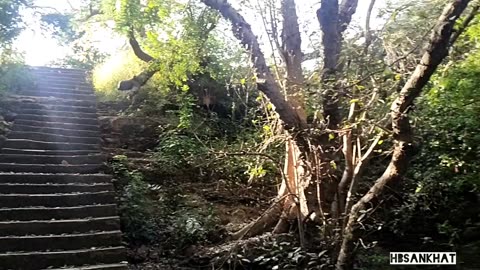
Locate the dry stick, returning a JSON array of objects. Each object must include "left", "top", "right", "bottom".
[
  {"left": 289, "top": 137, "right": 306, "bottom": 248},
  {"left": 212, "top": 151, "right": 298, "bottom": 204},
  {"left": 215, "top": 193, "right": 294, "bottom": 270},
  {"left": 309, "top": 140, "right": 327, "bottom": 224},
  {"left": 343, "top": 134, "right": 382, "bottom": 217}
]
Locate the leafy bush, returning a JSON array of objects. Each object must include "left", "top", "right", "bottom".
[
  {"left": 0, "top": 51, "right": 33, "bottom": 94},
  {"left": 111, "top": 155, "right": 219, "bottom": 249}
]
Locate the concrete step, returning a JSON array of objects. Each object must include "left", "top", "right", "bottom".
[
  {"left": 3, "top": 139, "right": 100, "bottom": 151},
  {"left": 16, "top": 114, "right": 99, "bottom": 125},
  {"left": 49, "top": 263, "right": 129, "bottom": 270},
  {"left": 9, "top": 94, "right": 97, "bottom": 107},
  {"left": 0, "top": 183, "right": 113, "bottom": 194},
  {"left": 17, "top": 90, "right": 97, "bottom": 101},
  {"left": 15, "top": 119, "right": 99, "bottom": 131},
  {"left": 19, "top": 108, "right": 98, "bottom": 119},
  {"left": 0, "top": 231, "right": 122, "bottom": 252},
  {"left": 17, "top": 103, "right": 98, "bottom": 113},
  {"left": 12, "top": 124, "right": 100, "bottom": 138},
  {"left": 35, "top": 81, "right": 92, "bottom": 90},
  {"left": 0, "top": 153, "right": 105, "bottom": 164},
  {"left": 0, "top": 216, "right": 120, "bottom": 236},
  {"left": 29, "top": 85, "right": 92, "bottom": 94},
  {"left": 8, "top": 131, "right": 101, "bottom": 144},
  {"left": 0, "top": 191, "right": 114, "bottom": 208},
  {"left": 30, "top": 66, "right": 88, "bottom": 74},
  {"left": 33, "top": 74, "right": 89, "bottom": 82},
  {"left": 0, "top": 246, "right": 125, "bottom": 270},
  {"left": 0, "top": 148, "right": 101, "bottom": 155},
  {"left": 31, "top": 74, "right": 88, "bottom": 83},
  {"left": 0, "top": 163, "right": 104, "bottom": 173},
  {"left": 0, "top": 204, "right": 117, "bottom": 221},
  {"left": 0, "top": 173, "right": 112, "bottom": 184}
]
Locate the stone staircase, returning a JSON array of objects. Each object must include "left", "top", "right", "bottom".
[{"left": 0, "top": 67, "right": 128, "bottom": 270}]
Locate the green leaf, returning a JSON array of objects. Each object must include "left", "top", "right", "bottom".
[
  {"left": 181, "top": 84, "right": 189, "bottom": 91},
  {"left": 330, "top": 160, "right": 337, "bottom": 170},
  {"left": 350, "top": 99, "right": 360, "bottom": 104},
  {"left": 329, "top": 133, "right": 335, "bottom": 141}
]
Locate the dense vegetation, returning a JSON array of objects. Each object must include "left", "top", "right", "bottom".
[{"left": 0, "top": 0, "right": 479, "bottom": 269}]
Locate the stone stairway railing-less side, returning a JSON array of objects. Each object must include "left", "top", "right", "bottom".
[{"left": 0, "top": 67, "right": 128, "bottom": 270}]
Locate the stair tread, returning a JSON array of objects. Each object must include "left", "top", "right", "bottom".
[
  {"left": 3, "top": 139, "right": 100, "bottom": 149},
  {"left": 1, "top": 148, "right": 101, "bottom": 155},
  {"left": 0, "top": 245, "right": 124, "bottom": 254},
  {"left": 19, "top": 109, "right": 98, "bottom": 118},
  {"left": 0, "top": 191, "right": 113, "bottom": 196},
  {"left": 0, "top": 204, "right": 118, "bottom": 221},
  {"left": 47, "top": 263, "right": 128, "bottom": 270},
  {"left": 0, "top": 230, "right": 122, "bottom": 240},
  {"left": 0, "top": 216, "right": 119, "bottom": 224},
  {"left": 0, "top": 204, "right": 117, "bottom": 210}
]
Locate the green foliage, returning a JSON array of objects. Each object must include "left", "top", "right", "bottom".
[
  {"left": 221, "top": 235, "right": 331, "bottom": 269},
  {"left": 112, "top": 155, "right": 161, "bottom": 244},
  {"left": 0, "top": 50, "right": 32, "bottom": 94},
  {"left": 153, "top": 118, "right": 283, "bottom": 186},
  {"left": 385, "top": 50, "right": 480, "bottom": 246},
  {"left": 153, "top": 130, "right": 207, "bottom": 171},
  {"left": 0, "top": 0, "right": 28, "bottom": 45},
  {"left": 111, "top": 155, "right": 219, "bottom": 249},
  {"left": 40, "top": 13, "right": 79, "bottom": 43}
]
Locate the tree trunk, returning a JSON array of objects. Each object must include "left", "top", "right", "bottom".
[
  {"left": 281, "top": 0, "right": 307, "bottom": 124},
  {"left": 202, "top": 0, "right": 361, "bottom": 240},
  {"left": 336, "top": 1, "right": 471, "bottom": 269}
]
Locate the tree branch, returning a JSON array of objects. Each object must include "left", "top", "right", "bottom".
[
  {"left": 449, "top": 2, "right": 479, "bottom": 45},
  {"left": 128, "top": 30, "right": 154, "bottom": 62},
  {"left": 200, "top": 0, "right": 305, "bottom": 129},
  {"left": 338, "top": 0, "right": 359, "bottom": 33},
  {"left": 364, "top": 0, "right": 376, "bottom": 53}
]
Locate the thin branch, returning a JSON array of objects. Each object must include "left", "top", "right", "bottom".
[{"left": 364, "top": 0, "right": 377, "bottom": 53}]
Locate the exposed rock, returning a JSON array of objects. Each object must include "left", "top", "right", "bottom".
[{"left": 98, "top": 116, "right": 164, "bottom": 151}]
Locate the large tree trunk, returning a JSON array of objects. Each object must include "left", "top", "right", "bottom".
[
  {"left": 336, "top": 1, "right": 471, "bottom": 269},
  {"left": 316, "top": 0, "right": 359, "bottom": 220},
  {"left": 202, "top": 0, "right": 314, "bottom": 241},
  {"left": 201, "top": 0, "right": 360, "bottom": 240}
]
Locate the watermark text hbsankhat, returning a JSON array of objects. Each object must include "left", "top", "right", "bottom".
[{"left": 390, "top": 252, "right": 456, "bottom": 265}]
